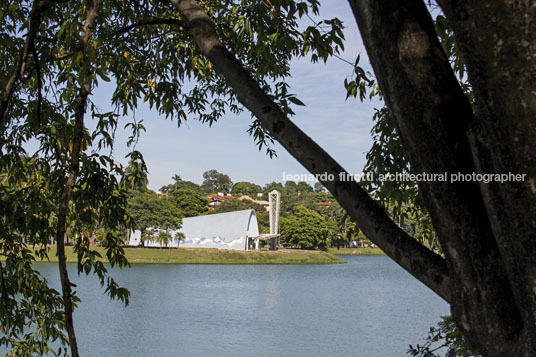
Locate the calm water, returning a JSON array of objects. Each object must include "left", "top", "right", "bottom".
[{"left": 16, "top": 256, "right": 449, "bottom": 356}]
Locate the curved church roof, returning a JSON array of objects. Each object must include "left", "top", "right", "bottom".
[
  {"left": 180, "top": 209, "right": 259, "bottom": 250},
  {"left": 129, "top": 209, "right": 260, "bottom": 250}
]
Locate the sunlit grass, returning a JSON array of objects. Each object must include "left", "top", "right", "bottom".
[{"left": 34, "top": 246, "right": 345, "bottom": 265}]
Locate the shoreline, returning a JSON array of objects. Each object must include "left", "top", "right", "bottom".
[
  {"left": 27, "top": 246, "right": 346, "bottom": 265},
  {"left": 327, "top": 247, "right": 385, "bottom": 256}
]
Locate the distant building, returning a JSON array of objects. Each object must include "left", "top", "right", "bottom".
[
  {"left": 205, "top": 193, "right": 236, "bottom": 206},
  {"left": 236, "top": 195, "right": 269, "bottom": 210},
  {"left": 205, "top": 193, "right": 270, "bottom": 210},
  {"left": 315, "top": 201, "right": 332, "bottom": 209},
  {"left": 128, "top": 209, "right": 259, "bottom": 250}
]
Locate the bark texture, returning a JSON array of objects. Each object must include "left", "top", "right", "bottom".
[
  {"left": 436, "top": 1, "right": 536, "bottom": 353},
  {"left": 348, "top": 0, "right": 529, "bottom": 354},
  {"left": 55, "top": 1, "right": 100, "bottom": 356}
]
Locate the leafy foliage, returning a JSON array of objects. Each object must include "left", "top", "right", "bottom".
[
  {"left": 0, "top": 249, "right": 67, "bottom": 356},
  {"left": 408, "top": 316, "right": 480, "bottom": 357},
  {"left": 231, "top": 181, "right": 261, "bottom": 197},
  {"left": 360, "top": 107, "right": 437, "bottom": 249},
  {"left": 127, "top": 188, "right": 183, "bottom": 244},
  {"left": 159, "top": 174, "right": 201, "bottom": 193},
  {"left": 170, "top": 188, "right": 209, "bottom": 217},
  {"left": 280, "top": 206, "right": 332, "bottom": 249},
  {"left": 201, "top": 169, "right": 233, "bottom": 194}
]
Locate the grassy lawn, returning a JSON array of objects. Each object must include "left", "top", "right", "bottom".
[
  {"left": 327, "top": 247, "right": 385, "bottom": 256},
  {"left": 32, "top": 246, "right": 345, "bottom": 265}
]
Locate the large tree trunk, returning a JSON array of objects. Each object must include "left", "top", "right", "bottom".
[
  {"left": 347, "top": 0, "right": 533, "bottom": 354},
  {"left": 348, "top": 0, "right": 536, "bottom": 354},
  {"left": 172, "top": 0, "right": 536, "bottom": 354},
  {"left": 436, "top": 1, "right": 536, "bottom": 353}
]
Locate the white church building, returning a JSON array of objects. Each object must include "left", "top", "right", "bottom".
[
  {"left": 128, "top": 209, "right": 260, "bottom": 250},
  {"left": 129, "top": 190, "right": 281, "bottom": 251}
]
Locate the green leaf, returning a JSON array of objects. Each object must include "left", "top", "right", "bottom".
[{"left": 288, "top": 96, "right": 305, "bottom": 106}]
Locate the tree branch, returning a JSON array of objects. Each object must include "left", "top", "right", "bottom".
[
  {"left": 55, "top": 1, "right": 100, "bottom": 356},
  {"left": 0, "top": 0, "right": 52, "bottom": 129},
  {"left": 114, "top": 16, "right": 185, "bottom": 35},
  {"left": 31, "top": 46, "right": 42, "bottom": 128},
  {"left": 170, "top": 0, "right": 451, "bottom": 302}
]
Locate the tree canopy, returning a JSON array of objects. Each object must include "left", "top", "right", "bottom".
[
  {"left": 201, "top": 169, "right": 233, "bottom": 193},
  {"left": 170, "top": 187, "right": 209, "bottom": 217},
  {"left": 127, "top": 187, "right": 182, "bottom": 243},
  {"left": 159, "top": 174, "right": 202, "bottom": 193},
  {"left": 280, "top": 206, "right": 332, "bottom": 249},
  {"left": 231, "top": 181, "right": 261, "bottom": 197}
]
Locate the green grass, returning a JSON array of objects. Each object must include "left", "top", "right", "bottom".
[
  {"left": 33, "top": 246, "right": 345, "bottom": 265},
  {"left": 327, "top": 247, "right": 385, "bottom": 256}
]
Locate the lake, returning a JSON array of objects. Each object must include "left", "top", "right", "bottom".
[{"left": 12, "top": 256, "right": 449, "bottom": 356}]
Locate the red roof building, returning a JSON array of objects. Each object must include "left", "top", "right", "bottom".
[
  {"left": 315, "top": 201, "right": 332, "bottom": 209},
  {"left": 206, "top": 193, "right": 236, "bottom": 206}
]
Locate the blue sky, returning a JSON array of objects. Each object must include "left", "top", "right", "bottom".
[{"left": 94, "top": 0, "right": 381, "bottom": 191}]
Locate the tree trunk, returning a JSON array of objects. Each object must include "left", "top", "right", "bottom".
[
  {"left": 348, "top": 0, "right": 527, "bottom": 354},
  {"left": 436, "top": 2, "right": 536, "bottom": 353},
  {"left": 348, "top": 0, "right": 536, "bottom": 354},
  {"left": 54, "top": 2, "right": 100, "bottom": 356}
]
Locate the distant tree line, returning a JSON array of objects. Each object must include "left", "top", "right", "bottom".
[{"left": 127, "top": 169, "right": 371, "bottom": 250}]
